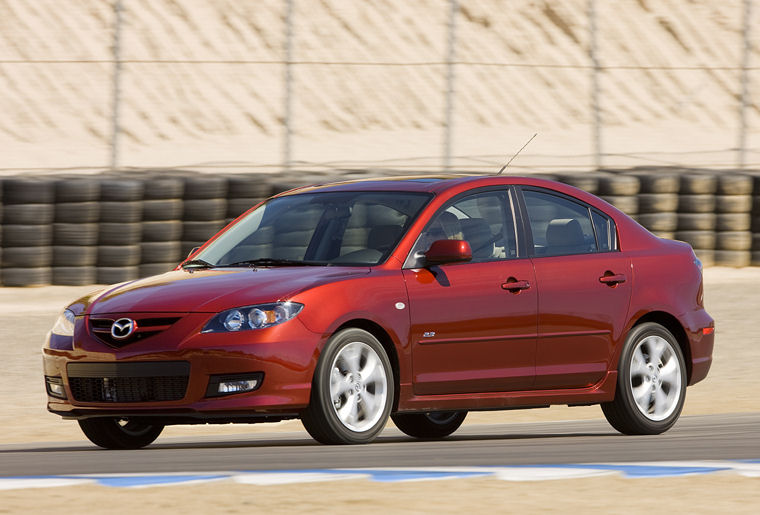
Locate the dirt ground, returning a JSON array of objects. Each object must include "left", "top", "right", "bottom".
[{"left": 0, "top": 267, "right": 758, "bottom": 511}]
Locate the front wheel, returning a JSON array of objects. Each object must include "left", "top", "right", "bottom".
[
  {"left": 602, "top": 322, "right": 686, "bottom": 435},
  {"left": 78, "top": 417, "right": 164, "bottom": 449},
  {"left": 301, "top": 328, "right": 394, "bottom": 444},
  {"left": 391, "top": 411, "right": 467, "bottom": 439}
]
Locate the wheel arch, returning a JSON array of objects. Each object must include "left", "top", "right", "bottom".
[
  {"left": 630, "top": 311, "right": 692, "bottom": 382},
  {"left": 334, "top": 319, "right": 401, "bottom": 411}
]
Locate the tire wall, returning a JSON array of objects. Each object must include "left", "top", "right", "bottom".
[{"left": 2, "top": 167, "right": 759, "bottom": 286}]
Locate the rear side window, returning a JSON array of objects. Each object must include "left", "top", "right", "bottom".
[
  {"left": 591, "top": 209, "right": 617, "bottom": 251},
  {"left": 523, "top": 189, "right": 614, "bottom": 256}
]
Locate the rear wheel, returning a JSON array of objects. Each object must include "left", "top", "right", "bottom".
[
  {"left": 602, "top": 322, "right": 686, "bottom": 435},
  {"left": 391, "top": 411, "right": 467, "bottom": 439},
  {"left": 78, "top": 417, "right": 164, "bottom": 449},
  {"left": 301, "top": 328, "right": 393, "bottom": 444}
]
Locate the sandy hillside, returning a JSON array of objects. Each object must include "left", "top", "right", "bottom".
[{"left": 0, "top": 0, "right": 758, "bottom": 172}]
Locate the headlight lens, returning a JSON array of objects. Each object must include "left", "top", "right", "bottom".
[
  {"left": 203, "top": 302, "right": 304, "bottom": 333},
  {"left": 51, "top": 309, "right": 76, "bottom": 337}
]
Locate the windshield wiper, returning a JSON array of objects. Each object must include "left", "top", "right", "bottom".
[
  {"left": 219, "top": 258, "right": 317, "bottom": 268},
  {"left": 181, "top": 259, "right": 215, "bottom": 269}
]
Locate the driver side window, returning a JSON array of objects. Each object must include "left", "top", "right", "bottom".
[{"left": 408, "top": 190, "right": 517, "bottom": 266}]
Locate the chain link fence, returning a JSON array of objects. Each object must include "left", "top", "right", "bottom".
[{"left": 0, "top": 0, "right": 757, "bottom": 174}]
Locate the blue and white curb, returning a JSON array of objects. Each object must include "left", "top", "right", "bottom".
[{"left": 1, "top": 461, "right": 758, "bottom": 490}]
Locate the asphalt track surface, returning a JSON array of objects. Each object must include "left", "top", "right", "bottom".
[{"left": 1, "top": 413, "right": 758, "bottom": 477}]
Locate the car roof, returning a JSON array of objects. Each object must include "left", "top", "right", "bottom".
[{"left": 276, "top": 174, "right": 566, "bottom": 195}]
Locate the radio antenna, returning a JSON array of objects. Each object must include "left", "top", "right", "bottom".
[{"left": 496, "top": 133, "right": 538, "bottom": 175}]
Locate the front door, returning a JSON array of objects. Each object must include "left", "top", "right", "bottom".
[{"left": 403, "top": 189, "right": 538, "bottom": 395}]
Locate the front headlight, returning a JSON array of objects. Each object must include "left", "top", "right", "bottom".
[
  {"left": 51, "top": 309, "right": 76, "bottom": 337},
  {"left": 202, "top": 302, "right": 304, "bottom": 333}
]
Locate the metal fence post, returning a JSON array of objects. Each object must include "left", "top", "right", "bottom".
[
  {"left": 443, "top": 0, "right": 457, "bottom": 170},
  {"left": 109, "top": 0, "right": 124, "bottom": 171},
  {"left": 589, "top": 0, "right": 602, "bottom": 170},
  {"left": 283, "top": 0, "right": 295, "bottom": 173},
  {"left": 738, "top": 0, "right": 753, "bottom": 169}
]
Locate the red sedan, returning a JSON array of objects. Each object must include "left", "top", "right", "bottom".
[{"left": 43, "top": 175, "right": 714, "bottom": 448}]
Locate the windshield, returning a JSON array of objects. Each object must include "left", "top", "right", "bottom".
[{"left": 193, "top": 191, "right": 432, "bottom": 267}]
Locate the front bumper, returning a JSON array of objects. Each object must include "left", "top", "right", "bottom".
[{"left": 43, "top": 312, "right": 322, "bottom": 422}]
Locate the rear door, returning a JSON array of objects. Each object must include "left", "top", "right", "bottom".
[
  {"left": 519, "top": 187, "right": 632, "bottom": 389},
  {"left": 403, "top": 188, "right": 538, "bottom": 395}
]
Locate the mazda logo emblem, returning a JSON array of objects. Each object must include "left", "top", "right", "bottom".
[{"left": 111, "top": 318, "right": 137, "bottom": 340}]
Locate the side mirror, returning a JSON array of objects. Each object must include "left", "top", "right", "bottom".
[{"left": 424, "top": 239, "right": 472, "bottom": 266}]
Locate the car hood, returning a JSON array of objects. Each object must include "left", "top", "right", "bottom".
[{"left": 83, "top": 267, "right": 371, "bottom": 315}]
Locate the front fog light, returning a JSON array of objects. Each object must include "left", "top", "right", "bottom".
[
  {"left": 45, "top": 376, "right": 67, "bottom": 399},
  {"left": 205, "top": 373, "right": 264, "bottom": 398}
]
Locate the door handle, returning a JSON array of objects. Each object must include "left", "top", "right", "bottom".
[
  {"left": 501, "top": 278, "right": 531, "bottom": 292},
  {"left": 599, "top": 273, "right": 626, "bottom": 286}
]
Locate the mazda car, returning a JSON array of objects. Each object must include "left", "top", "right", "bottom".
[{"left": 43, "top": 175, "right": 714, "bottom": 448}]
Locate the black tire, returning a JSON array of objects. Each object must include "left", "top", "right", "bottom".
[
  {"left": 2, "top": 178, "right": 55, "bottom": 204},
  {"left": 99, "top": 178, "right": 144, "bottom": 201},
  {"left": 678, "top": 194, "right": 715, "bottom": 213},
  {"left": 182, "top": 220, "right": 225, "bottom": 242},
  {"left": 601, "top": 322, "right": 686, "bottom": 435},
  {"left": 182, "top": 175, "right": 228, "bottom": 199},
  {"left": 54, "top": 223, "right": 98, "bottom": 246},
  {"left": 53, "top": 246, "right": 97, "bottom": 266},
  {"left": 301, "top": 328, "right": 394, "bottom": 444},
  {"left": 55, "top": 202, "right": 100, "bottom": 223},
  {"left": 674, "top": 230, "right": 716, "bottom": 250},
  {"left": 142, "top": 176, "right": 184, "bottom": 199},
  {"left": 600, "top": 195, "right": 638, "bottom": 215},
  {"left": 391, "top": 411, "right": 467, "bottom": 439},
  {"left": 183, "top": 198, "right": 227, "bottom": 221},
  {"left": 598, "top": 175, "right": 640, "bottom": 196},
  {"left": 98, "top": 245, "right": 141, "bottom": 267},
  {"left": 637, "top": 194, "right": 678, "bottom": 214},
  {"left": 753, "top": 232, "right": 760, "bottom": 250},
  {"left": 636, "top": 213, "right": 677, "bottom": 232},
  {"left": 78, "top": 418, "right": 163, "bottom": 450},
  {"left": 139, "top": 262, "right": 177, "bottom": 277},
  {"left": 1, "top": 246, "right": 52, "bottom": 268},
  {"left": 714, "top": 250, "right": 750, "bottom": 267},
  {"left": 556, "top": 173, "right": 601, "bottom": 194},
  {"left": 680, "top": 174, "right": 716, "bottom": 194},
  {"left": 1, "top": 267, "right": 52, "bottom": 286},
  {"left": 716, "top": 231, "right": 751, "bottom": 251},
  {"left": 226, "top": 174, "right": 273, "bottom": 198},
  {"left": 716, "top": 213, "right": 751, "bottom": 232},
  {"left": 717, "top": 173, "right": 753, "bottom": 195},
  {"left": 142, "top": 199, "right": 183, "bottom": 221},
  {"left": 227, "top": 197, "right": 264, "bottom": 218},
  {"left": 677, "top": 213, "right": 716, "bottom": 231},
  {"left": 100, "top": 201, "right": 142, "bottom": 223},
  {"left": 54, "top": 178, "right": 100, "bottom": 202},
  {"left": 715, "top": 195, "right": 751, "bottom": 214},
  {"left": 140, "top": 241, "right": 182, "bottom": 263},
  {"left": 142, "top": 221, "right": 183, "bottom": 242},
  {"left": 630, "top": 172, "right": 680, "bottom": 194},
  {"left": 2, "top": 224, "right": 53, "bottom": 247},
  {"left": 52, "top": 266, "right": 97, "bottom": 286},
  {"left": 3, "top": 203, "right": 54, "bottom": 224},
  {"left": 99, "top": 222, "right": 142, "bottom": 245},
  {"left": 96, "top": 266, "right": 139, "bottom": 284},
  {"left": 693, "top": 249, "right": 715, "bottom": 267}
]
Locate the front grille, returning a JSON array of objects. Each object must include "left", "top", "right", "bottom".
[
  {"left": 69, "top": 376, "right": 188, "bottom": 403},
  {"left": 89, "top": 316, "right": 181, "bottom": 348},
  {"left": 67, "top": 361, "right": 190, "bottom": 403}
]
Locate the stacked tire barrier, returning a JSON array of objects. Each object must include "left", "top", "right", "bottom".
[
  {"left": 2, "top": 168, "right": 760, "bottom": 287},
  {"left": 53, "top": 177, "right": 100, "bottom": 285},
  {"left": 1, "top": 178, "right": 55, "bottom": 286},
  {"left": 140, "top": 175, "right": 184, "bottom": 278},
  {"left": 180, "top": 175, "right": 229, "bottom": 258}
]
